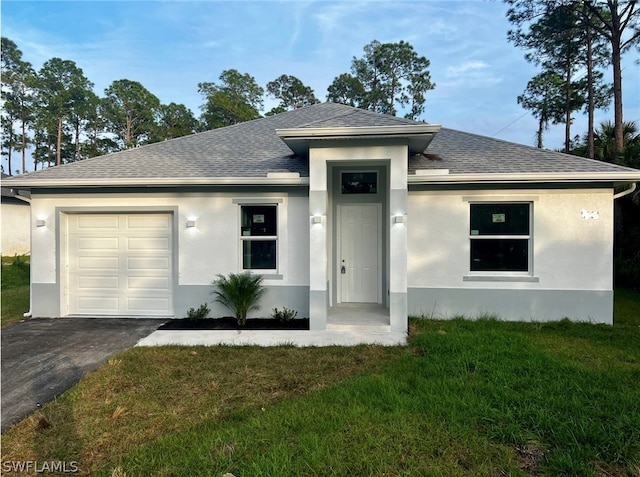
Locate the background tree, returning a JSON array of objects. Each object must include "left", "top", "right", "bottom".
[
  {"left": 266, "top": 74, "right": 319, "bottom": 113},
  {"left": 150, "top": 103, "right": 199, "bottom": 142},
  {"left": 517, "top": 70, "right": 566, "bottom": 148},
  {"left": 35, "top": 58, "right": 94, "bottom": 165},
  {"left": 326, "top": 73, "right": 366, "bottom": 107},
  {"left": 507, "top": 1, "right": 612, "bottom": 152},
  {"left": 584, "top": 0, "right": 640, "bottom": 154},
  {"left": 1, "top": 37, "right": 36, "bottom": 175},
  {"left": 103, "top": 79, "right": 160, "bottom": 149},
  {"left": 328, "top": 40, "right": 435, "bottom": 119},
  {"left": 198, "top": 69, "right": 263, "bottom": 129}
]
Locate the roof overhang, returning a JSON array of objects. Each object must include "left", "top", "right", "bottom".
[
  {"left": 1, "top": 175, "right": 310, "bottom": 189},
  {"left": 276, "top": 124, "right": 441, "bottom": 156},
  {"left": 408, "top": 170, "right": 640, "bottom": 185}
]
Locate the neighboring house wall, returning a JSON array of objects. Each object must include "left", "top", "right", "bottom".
[
  {"left": 1, "top": 200, "right": 30, "bottom": 256},
  {"left": 407, "top": 187, "right": 614, "bottom": 324},
  {"left": 29, "top": 189, "right": 310, "bottom": 318}
]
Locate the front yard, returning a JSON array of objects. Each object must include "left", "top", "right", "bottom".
[{"left": 1, "top": 261, "right": 639, "bottom": 476}]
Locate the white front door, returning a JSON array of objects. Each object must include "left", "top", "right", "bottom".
[{"left": 338, "top": 204, "right": 381, "bottom": 303}]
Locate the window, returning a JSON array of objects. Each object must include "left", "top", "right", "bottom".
[
  {"left": 341, "top": 172, "right": 378, "bottom": 194},
  {"left": 241, "top": 205, "right": 277, "bottom": 270},
  {"left": 469, "top": 203, "right": 531, "bottom": 272}
]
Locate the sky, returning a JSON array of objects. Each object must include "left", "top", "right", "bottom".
[{"left": 2, "top": 0, "right": 639, "bottom": 174}]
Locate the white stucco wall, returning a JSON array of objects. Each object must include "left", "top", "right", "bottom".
[
  {"left": 407, "top": 188, "right": 614, "bottom": 322},
  {"left": 1, "top": 201, "right": 31, "bottom": 256},
  {"left": 29, "top": 190, "right": 310, "bottom": 317}
]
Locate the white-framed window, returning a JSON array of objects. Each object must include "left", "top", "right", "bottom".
[
  {"left": 240, "top": 204, "right": 278, "bottom": 271},
  {"left": 469, "top": 202, "right": 532, "bottom": 273}
]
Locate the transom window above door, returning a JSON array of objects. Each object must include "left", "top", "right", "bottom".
[{"left": 341, "top": 172, "right": 378, "bottom": 194}]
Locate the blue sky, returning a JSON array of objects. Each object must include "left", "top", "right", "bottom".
[{"left": 2, "top": 0, "right": 639, "bottom": 173}]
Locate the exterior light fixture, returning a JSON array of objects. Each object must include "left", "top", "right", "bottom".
[
  {"left": 312, "top": 215, "right": 323, "bottom": 224},
  {"left": 186, "top": 220, "right": 196, "bottom": 228},
  {"left": 393, "top": 215, "right": 405, "bottom": 224},
  {"left": 36, "top": 219, "right": 46, "bottom": 227}
]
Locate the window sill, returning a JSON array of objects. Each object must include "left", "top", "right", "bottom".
[
  {"left": 247, "top": 273, "right": 283, "bottom": 280},
  {"left": 463, "top": 275, "right": 539, "bottom": 283}
]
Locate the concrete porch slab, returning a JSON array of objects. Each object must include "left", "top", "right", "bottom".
[{"left": 136, "top": 329, "right": 407, "bottom": 347}]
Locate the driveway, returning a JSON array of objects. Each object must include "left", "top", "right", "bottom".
[{"left": 1, "top": 318, "right": 164, "bottom": 433}]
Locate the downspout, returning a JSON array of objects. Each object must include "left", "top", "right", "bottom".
[
  {"left": 22, "top": 190, "right": 33, "bottom": 318},
  {"left": 613, "top": 182, "right": 637, "bottom": 200}
]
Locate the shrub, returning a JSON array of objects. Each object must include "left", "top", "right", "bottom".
[
  {"left": 272, "top": 307, "right": 297, "bottom": 322},
  {"left": 187, "top": 303, "right": 210, "bottom": 321},
  {"left": 212, "top": 272, "right": 266, "bottom": 326}
]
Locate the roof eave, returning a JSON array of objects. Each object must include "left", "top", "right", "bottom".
[
  {"left": 2, "top": 176, "right": 310, "bottom": 189},
  {"left": 276, "top": 124, "right": 442, "bottom": 155},
  {"left": 408, "top": 171, "right": 640, "bottom": 185}
]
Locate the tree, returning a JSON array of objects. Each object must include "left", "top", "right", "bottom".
[
  {"left": 507, "top": 1, "right": 612, "bottom": 152},
  {"left": 328, "top": 40, "right": 435, "bottom": 119},
  {"left": 266, "top": 74, "right": 319, "bottom": 112},
  {"left": 36, "top": 58, "right": 94, "bottom": 165},
  {"left": 103, "top": 79, "right": 160, "bottom": 149},
  {"left": 1, "top": 37, "right": 36, "bottom": 175},
  {"left": 150, "top": 103, "right": 199, "bottom": 142},
  {"left": 518, "top": 70, "right": 566, "bottom": 148},
  {"left": 198, "top": 69, "right": 263, "bottom": 129},
  {"left": 326, "top": 73, "right": 366, "bottom": 107},
  {"left": 584, "top": 0, "right": 640, "bottom": 154}
]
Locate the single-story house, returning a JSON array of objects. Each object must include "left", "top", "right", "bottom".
[
  {"left": 5, "top": 103, "right": 640, "bottom": 335},
  {"left": 1, "top": 173, "right": 31, "bottom": 257}
]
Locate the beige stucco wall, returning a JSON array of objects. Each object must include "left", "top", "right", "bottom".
[{"left": 1, "top": 201, "right": 30, "bottom": 256}]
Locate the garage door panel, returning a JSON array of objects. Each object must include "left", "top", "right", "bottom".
[
  {"left": 66, "top": 213, "right": 173, "bottom": 316},
  {"left": 76, "top": 297, "right": 120, "bottom": 312},
  {"left": 127, "top": 297, "right": 171, "bottom": 312},
  {"left": 127, "top": 257, "right": 171, "bottom": 271},
  {"left": 76, "top": 276, "right": 120, "bottom": 290},
  {"left": 76, "top": 215, "right": 120, "bottom": 229},
  {"left": 77, "top": 237, "right": 120, "bottom": 251},
  {"left": 77, "top": 256, "right": 120, "bottom": 270},
  {"left": 127, "top": 215, "right": 171, "bottom": 229},
  {"left": 127, "top": 237, "right": 170, "bottom": 251},
  {"left": 127, "top": 276, "right": 170, "bottom": 291}
]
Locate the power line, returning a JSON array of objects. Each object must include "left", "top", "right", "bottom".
[{"left": 493, "top": 111, "right": 530, "bottom": 137}]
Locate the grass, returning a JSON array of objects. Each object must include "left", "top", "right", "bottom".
[
  {"left": 1, "top": 255, "right": 30, "bottom": 328},
  {"left": 2, "top": 271, "right": 639, "bottom": 475}
]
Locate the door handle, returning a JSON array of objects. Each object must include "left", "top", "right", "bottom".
[{"left": 341, "top": 265, "right": 346, "bottom": 274}]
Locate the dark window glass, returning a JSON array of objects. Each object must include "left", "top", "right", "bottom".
[
  {"left": 470, "top": 203, "right": 529, "bottom": 236},
  {"left": 341, "top": 172, "right": 377, "bottom": 194},
  {"left": 471, "top": 239, "right": 529, "bottom": 271},
  {"left": 243, "top": 240, "right": 276, "bottom": 270},
  {"left": 241, "top": 206, "right": 277, "bottom": 237}
]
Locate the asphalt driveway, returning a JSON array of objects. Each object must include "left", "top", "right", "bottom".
[{"left": 1, "top": 318, "right": 164, "bottom": 432}]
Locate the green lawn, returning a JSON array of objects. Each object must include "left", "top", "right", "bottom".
[
  {"left": 2, "top": 294, "right": 639, "bottom": 476},
  {"left": 2, "top": 269, "right": 639, "bottom": 476},
  {"left": 1, "top": 255, "right": 30, "bottom": 328}
]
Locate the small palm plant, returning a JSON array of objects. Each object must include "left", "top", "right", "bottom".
[{"left": 212, "top": 272, "right": 266, "bottom": 326}]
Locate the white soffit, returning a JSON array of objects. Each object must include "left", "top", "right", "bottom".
[{"left": 276, "top": 124, "right": 442, "bottom": 156}]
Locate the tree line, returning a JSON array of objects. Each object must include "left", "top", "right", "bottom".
[
  {"left": 1, "top": 38, "right": 433, "bottom": 175},
  {"left": 505, "top": 0, "right": 639, "bottom": 167}
]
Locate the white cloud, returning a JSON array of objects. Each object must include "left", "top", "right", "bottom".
[{"left": 446, "top": 61, "right": 489, "bottom": 77}]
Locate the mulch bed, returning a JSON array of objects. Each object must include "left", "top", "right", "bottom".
[{"left": 158, "top": 317, "right": 310, "bottom": 331}]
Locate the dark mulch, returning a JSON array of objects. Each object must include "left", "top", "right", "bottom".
[{"left": 158, "top": 317, "right": 310, "bottom": 331}]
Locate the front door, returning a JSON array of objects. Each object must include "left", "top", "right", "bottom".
[{"left": 338, "top": 204, "right": 380, "bottom": 303}]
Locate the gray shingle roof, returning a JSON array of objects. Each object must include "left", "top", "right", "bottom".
[{"left": 4, "top": 102, "right": 639, "bottom": 185}]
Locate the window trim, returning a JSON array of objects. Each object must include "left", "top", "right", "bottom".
[{"left": 465, "top": 200, "right": 535, "bottom": 279}]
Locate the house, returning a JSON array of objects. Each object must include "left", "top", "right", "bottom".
[
  {"left": 1, "top": 173, "right": 31, "bottom": 256},
  {"left": 5, "top": 103, "right": 640, "bottom": 337}
]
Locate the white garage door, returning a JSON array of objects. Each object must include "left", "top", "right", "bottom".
[{"left": 66, "top": 213, "right": 173, "bottom": 316}]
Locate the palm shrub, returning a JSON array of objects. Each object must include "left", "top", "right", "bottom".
[{"left": 212, "top": 272, "right": 266, "bottom": 326}]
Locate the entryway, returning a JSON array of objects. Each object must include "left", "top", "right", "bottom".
[{"left": 337, "top": 204, "right": 381, "bottom": 304}]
